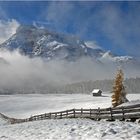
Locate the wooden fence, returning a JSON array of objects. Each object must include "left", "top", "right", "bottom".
[{"left": 3, "top": 104, "right": 140, "bottom": 124}]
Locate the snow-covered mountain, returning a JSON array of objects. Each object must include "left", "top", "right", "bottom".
[{"left": 0, "top": 25, "right": 137, "bottom": 64}]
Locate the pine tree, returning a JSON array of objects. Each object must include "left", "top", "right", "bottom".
[{"left": 111, "top": 69, "right": 128, "bottom": 107}]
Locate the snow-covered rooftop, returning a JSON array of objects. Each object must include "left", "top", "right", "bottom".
[{"left": 92, "top": 89, "right": 101, "bottom": 93}]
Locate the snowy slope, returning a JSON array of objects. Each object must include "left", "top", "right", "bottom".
[
  {"left": 0, "top": 113, "right": 9, "bottom": 126},
  {"left": 99, "top": 51, "right": 134, "bottom": 63},
  {"left": 0, "top": 93, "right": 139, "bottom": 118},
  {"left": 0, "top": 25, "right": 90, "bottom": 61},
  {"left": 0, "top": 93, "right": 140, "bottom": 140},
  {"left": 0, "top": 118, "right": 140, "bottom": 140},
  {"left": 0, "top": 25, "right": 138, "bottom": 64},
  {"left": 0, "top": 93, "right": 111, "bottom": 118}
]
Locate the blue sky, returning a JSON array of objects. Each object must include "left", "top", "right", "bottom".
[{"left": 0, "top": 1, "right": 140, "bottom": 57}]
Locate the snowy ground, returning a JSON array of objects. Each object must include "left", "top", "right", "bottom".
[
  {"left": 0, "top": 118, "right": 140, "bottom": 140},
  {"left": 0, "top": 93, "right": 140, "bottom": 140},
  {"left": 0, "top": 93, "right": 112, "bottom": 118}
]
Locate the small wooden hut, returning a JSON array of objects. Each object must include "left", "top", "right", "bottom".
[{"left": 91, "top": 89, "right": 102, "bottom": 96}]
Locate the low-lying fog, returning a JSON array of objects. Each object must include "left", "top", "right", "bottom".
[{"left": 0, "top": 50, "right": 139, "bottom": 93}]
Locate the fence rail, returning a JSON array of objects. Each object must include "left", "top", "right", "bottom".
[{"left": 2, "top": 104, "right": 140, "bottom": 124}]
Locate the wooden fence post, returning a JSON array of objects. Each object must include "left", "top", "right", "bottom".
[
  {"left": 38, "top": 116, "right": 41, "bottom": 120},
  {"left": 66, "top": 110, "right": 68, "bottom": 118},
  {"left": 97, "top": 107, "right": 100, "bottom": 121},
  {"left": 34, "top": 116, "right": 37, "bottom": 121},
  {"left": 32, "top": 117, "right": 35, "bottom": 121},
  {"left": 29, "top": 115, "right": 33, "bottom": 121},
  {"left": 122, "top": 107, "right": 125, "bottom": 121},
  {"left": 55, "top": 113, "right": 57, "bottom": 119},
  {"left": 73, "top": 109, "right": 75, "bottom": 118},
  {"left": 90, "top": 109, "right": 92, "bottom": 118},
  {"left": 49, "top": 113, "right": 51, "bottom": 119},
  {"left": 45, "top": 113, "right": 47, "bottom": 119},
  {"left": 81, "top": 108, "right": 83, "bottom": 117},
  {"left": 110, "top": 107, "right": 115, "bottom": 121},
  {"left": 60, "top": 112, "right": 62, "bottom": 119},
  {"left": 41, "top": 115, "right": 44, "bottom": 120}
]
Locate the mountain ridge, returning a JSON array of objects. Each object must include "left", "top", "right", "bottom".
[
  {"left": 0, "top": 25, "right": 135, "bottom": 64},
  {"left": 0, "top": 26, "right": 132, "bottom": 60}
]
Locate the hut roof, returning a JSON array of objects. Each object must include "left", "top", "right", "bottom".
[{"left": 92, "top": 89, "right": 102, "bottom": 93}]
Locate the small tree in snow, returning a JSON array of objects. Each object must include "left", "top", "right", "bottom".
[{"left": 111, "top": 69, "right": 128, "bottom": 107}]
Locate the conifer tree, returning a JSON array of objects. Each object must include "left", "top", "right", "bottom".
[{"left": 111, "top": 69, "right": 128, "bottom": 107}]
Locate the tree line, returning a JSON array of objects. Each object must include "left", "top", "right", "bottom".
[
  {"left": 0, "top": 77, "right": 140, "bottom": 94},
  {"left": 62, "top": 77, "right": 140, "bottom": 94}
]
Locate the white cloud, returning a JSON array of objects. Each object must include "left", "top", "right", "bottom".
[
  {"left": 0, "top": 49, "right": 139, "bottom": 94},
  {"left": 0, "top": 50, "right": 113, "bottom": 92},
  {"left": 44, "top": 2, "right": 140, "bottom": 57},
  {"left": 85, "top": 41, "right": 101, "bottom": 49},
  {"left": 0, "top": 19, "right": 20, "bottom": 44}
]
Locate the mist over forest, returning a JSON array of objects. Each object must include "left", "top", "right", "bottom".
[
  {"left": 0, "top": 50, "right": 139, "bottom": 94},
  {"left": 64, "top": 78, "right": 140, "bottom": 94}
]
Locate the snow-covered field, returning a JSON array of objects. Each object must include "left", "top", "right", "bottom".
[
  {"left": 0, "top": 93, "right": 140, "bottom": 140},
  {"left": 0, "top": 93, "right": 112, "bottom": 118},
  {"left": 0, "top": 118, "right": 140, "bottom": 140}
]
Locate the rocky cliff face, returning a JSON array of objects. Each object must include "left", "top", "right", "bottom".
[{"left": 0, "top": 25, "right": 137, "bottom": 64}]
